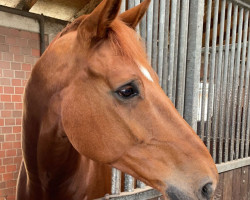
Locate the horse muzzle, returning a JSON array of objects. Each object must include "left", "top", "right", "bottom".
[{"left": 165, "top": 181, "right": 215, "bottom": 200}]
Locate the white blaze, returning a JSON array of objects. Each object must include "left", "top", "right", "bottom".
[{"left": 139, "top": 65, "right": 154, "bottom": 82}]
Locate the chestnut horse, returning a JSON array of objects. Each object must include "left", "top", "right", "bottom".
[{"left": 16, "top": 0, "right": 218, "bottom": 199}]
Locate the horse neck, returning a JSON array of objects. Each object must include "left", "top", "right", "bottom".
[{"left": 22, "top": 66, "right": 111, "bottom": 199}]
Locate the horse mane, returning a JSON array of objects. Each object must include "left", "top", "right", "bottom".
[{"left": 51, "top": 16, "right": 148, "bottom": 63}]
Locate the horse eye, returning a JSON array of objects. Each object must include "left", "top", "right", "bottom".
[{"left": 115, "top": 84, "right": 139, "bottom": 99}]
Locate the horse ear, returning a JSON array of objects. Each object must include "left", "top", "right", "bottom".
[
  {"left": 119, "top": 0, "right": 151, "bottom": 29},
  {"left": 78, "top": 0, "right": 121, "bottom": 40}
]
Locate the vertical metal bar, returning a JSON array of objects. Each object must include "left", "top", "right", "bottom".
[
  {"left": 120, "top": 0, "right": 126, "bottom": 13},
  {"left": 224, "top": 5, "right": 238, "bottom": 162},
  {"left": 136, "top": 180, "right": 146, "bottom": 189},
  {"left": 238, "top": 10, "right": 249, "bottom": 159},
  {"left": 219, "top": 2, "right": 232, "bottom": 163},
  {"left": 162, "top": 0, "right": 170, "bottom": 93},
  {"left": 140, "top": 4, "right": 147, "bottom": 41},
  {"left": 200, "top": 0, "right": 212, "bottom": 142},
  {"left": 206, "top": 0, "right": 219, "bottom": 156},
  {"left": 212, "top": 0, "right": 226, "bottom": 163},
  {"left": 176, "top": 0, "right": 189, "bottom": 116},
  {"left": 151, "top": 0, "right": 159, "bottom": 71},
  {"left": 134, "top": 0, "right": 141, "bottom": 33},
  {"left": 184, "top": 0, "right": 204, "bottom": 131},
  {"left": 146, "top": 0, "right": 153, "bottom": 62},
  {"left": 111, "top": 168, "right": 121, "bottom": 195},
  {"left": 167, "top": 0, "right": 178, "bottom": 102},
  {"left": 172, "top": 0, "right": 180, "bottom": 106},
  {"left": 124, "top": 174, "right": 134, "bottom": 192},
  {"left": 157, "top": 0, "right": 166, "bottom": 87},
  {"left": 243, "top": 28, "right": 250, "bottom": 158},
  {"left": 128, "top": 0, "right": 134, "bottom": 9},
  {"left": 231, "top": 7, "right": 243, "bottom": 160}
]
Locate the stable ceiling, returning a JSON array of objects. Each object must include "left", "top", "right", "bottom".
[{"left": 0, "top": 0, "right": 102, "bottom": 21}]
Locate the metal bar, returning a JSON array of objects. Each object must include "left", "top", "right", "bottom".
[
  {"left": 146, "top": 0, "right": 153, "bottom": 63},
  {"left": 227, "top": 0, "right": 250, "bottom": 10},
  {"left": 230, "top": 7, "right": 243, "bottom": 161},
  {"left": 172, "top": 0, "right": 180, "bottom": 106},
  {"left": 200, "top": 0, "right": 212, "bottom": 141},
  {"left": 162, "top": 0, "right": 170, "bottom": 93},
  {"left": 176, "top": 0, "right": 189, "bottom": 116},
  {"left": 243, "top": 28, "right": 250, "bottom": 158},
  {"left": 224, "top": 5, "right": 238, "bottom": 162},
  {"left": 134, "top": 0, "right": 141, "bottom": 33},
  {"left": 140, "top": 0, "right": 147, "bottom": 41},
  {"left": 136, "top": 180, "right": 146, "bottom": 189},
  {"left": 206, "top": 0, "right": 219, "bottom": 156},
  {"left": 238, "top": 10, "right": 249, "bottom": 159},
  {"left": 184, "top": 0, "right": 204, "bottom": 131},
  {"left": 120, "top": 0, "right": 126, "bottom": 13},
  {"left": 167, "top": 0, "right": 178, "bottom": 102},
  {"left": 111, "top": 168, "right": 121, "bottom": 195},
  {"left": 212, "top": 0, "right": 226, "bottom": 163},
  {"left": 128, "top": 0, "right": 134, "bottom": 9},
  {"left": 157, "top": 0, "right": 166, "bottom": 87},
  {"left": 219, "top": 2, "right": 232, "bottom": 163},
  {"left": 124, "top": 174, "right": 134, "bottom": 192},
  {"left": 151, "top": 0, "right": 159, "bottom": 71}
]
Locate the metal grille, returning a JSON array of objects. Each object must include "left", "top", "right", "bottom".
[
  {"left": 103, "top": 0, "right": 250, "bottom": 199},
  {"left": 198, "top": 0, "right": 250, "bottom": 164}
]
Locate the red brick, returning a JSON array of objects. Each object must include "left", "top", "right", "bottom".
[
  {"left": 24, "top": 55, "right": 34, "bottom": 64},
  {"left": 28, "top": 39, "right": 40, "bottom": 49},
  {"left": 11, "top": 62, "right": 21, "bottom": 70},
  {"left": 20, "top": 30, "right": 32, "bottom": 39},
  {"left": 15, "top": 102, "right": 23, "bottom": 110},
  {"left": 0, "top": 44, "right": 9, "bottom": 52},
  {"left": 0, "top": 35, "right": 5, "bottom": 44},
  {"left": 13, "top": 142, "right": 21, "bottom": 148},
  {"left": 3, "top": 157, "right": 14, "bottom": 165},
  {"left": 8, "top": 28, "right": 20, "bottom": 37},
  {"left": 3, "top": 69, "right": 14, "bottom": 78},
  {"left": 6, "top": 149, "right": 16, "bottom": 157},
  {"left": 0, "top": 151, "right": 5, "bottom": 158},
  {"left": 22, "top": 79, "right": 28, "bottom": 86},
  {"left": 14, "top": 54, "right": 24, "bottom": 62},
  {"left": 15, "top": 87, "right": 24, "bottom": 94},
  {"left": 2, "top": 52, "right": 13, "bottom": 61},
  {"left": 15, "top": 134, "right": 21, "bottom": 141},
  {"left": 22, "top": 63, "right": 31, "bottom": 71},
  {"left": 4, "top": 102, "right": 14, "bottom": 109},
  {"left": 1, "top": 110, "right": 11, "bottom": 117},
  {"left": 2, "top": 142, "right": 12, "bottom": 150},
  {"left": 16, "top": 38, "right": 27, "bottom": 47},
  {"left": 0, "top": 78, "right": 11, "bottom": 86},
  {"left": 26, "top": 71, "right": 31, "bottom": 79},
  {"left": 2, "top": 127, "right": 12, "bottom": 133},
  {"left": 0, "top": 61, "right": 11, "bottom": 69},
  {"left": 0, "top": 86, "right": 3, "bottom": 93},
  {"left": 0, "top": 135, "right": 4, "bottom": 142},
  {"left": 31, "top": 33, "right": 40, "bottom": 40},
  {"left": 15, "top": 71, "right": 25, "bottom": 78},
  {"left": 16, "top": 118, "right": 22, "bottom": 125},
  {"left": 14, "top": 156, "right": 22, "bottom": 164},
  {"left": 0, "top": 181, "right": 6, "bottom": 189},
  {"left": 3, "top": 173, "right": 13, "bottom": 181},
  {"left": 16, "top": 149, "right": 22, "bottom": 156},
  {"left": 6, "top": 180, "right": 16, "bottom": 187},
  {"left": 9, "top": 46, "right": 20, "bottom": 55},
  {"left": 0, "top": 119, "right": 4, "bottom": 126},
  {"left": 0, "top": 174, "right": 2, "bottom": 182},
  {"left": 21, "top": 47, "right": 31, "bottom": 55},
  {"left": 5, "top": 134, "right": 15, "bottom": 141},
  {"left": 12, "top": 95, "right": 22, "bottom": 102},
  {"left": 13, "top": 126, "right": 21, "bottom": 133},
  {"left": 1, "top": 94, "right": 11, "bottom": 102},
  {"left": 0, "top": 166, "right": 5, "bottom": 173},
  {"left": 12, "top": 79, "right": 21, "bottom": 86},
  {"left": 5, "top": 36, "right": 16, "bottom": 46},
  {"left": 32, "top": 49, "right": 40, "bottom": 57},
  {"left": 0, "top": 26, "right": 9, "bottom": 35},
  {"left": 1, "top": 187, "right": 14, "bottom": 195},
  {"left": 13, "top": 111, "right": 22, "bottom": 118},
  {"left": 5, "top": 119, "right": 15, "bottom": 126}
]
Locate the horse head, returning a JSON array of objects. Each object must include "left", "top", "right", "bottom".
[{"left": 29, "top": 0, "right": 218, "bottom": 199}]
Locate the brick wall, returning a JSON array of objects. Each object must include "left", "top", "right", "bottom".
[{"left": 0, "top": 25, "right": 46, "bottom": 200}]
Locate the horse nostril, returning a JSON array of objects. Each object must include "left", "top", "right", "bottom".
[{"left": 201, "top": 183, "right": 213, "bottom": 199}]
